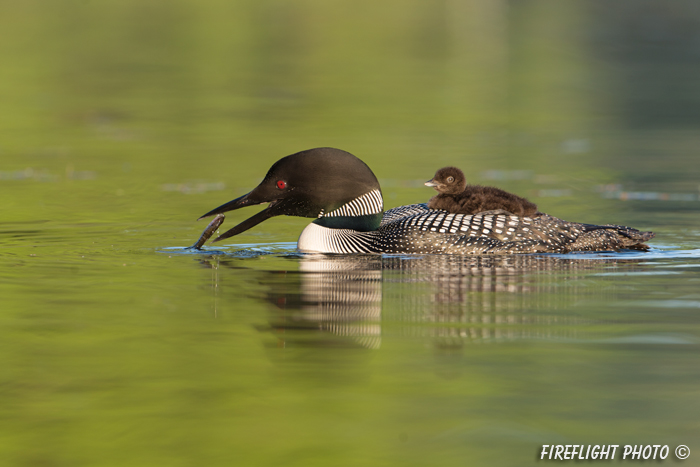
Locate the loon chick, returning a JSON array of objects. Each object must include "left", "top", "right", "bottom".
[
  {"left": 425, "top": 166, "right": 540, "bottom": 217},
  {"left": 198, "top": 147, "right": 654, "bottom": 254}
]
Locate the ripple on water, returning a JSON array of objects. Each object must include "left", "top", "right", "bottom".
[
  {"left": 159, "top": 242, "right": 299, "bottom": 257},
  {"left": 159, "top": 243, "right": 700, "bottom": 262}
]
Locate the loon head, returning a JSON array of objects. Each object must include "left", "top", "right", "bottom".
[
  {"left": 199, "top": 147, "right": 384, "bottom": 242},
  {"left": 425, "top": 166, "right": 467, "bottom": 194}
]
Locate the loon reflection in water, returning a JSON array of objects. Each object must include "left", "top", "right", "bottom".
[
  {"left": 198, "top": 253, "right": 653, "bottom": 350},
  {"left": 198, "top": 148, "right": 654, "bottom": 254}
]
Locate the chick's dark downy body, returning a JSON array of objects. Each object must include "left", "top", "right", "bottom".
[{"left": 426, "top": 166, "right": 540, "bottom": 217}]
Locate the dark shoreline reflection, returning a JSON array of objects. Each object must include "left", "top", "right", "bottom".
[{"left": 198, "top": 253, "right": 653, "bottom": 349}]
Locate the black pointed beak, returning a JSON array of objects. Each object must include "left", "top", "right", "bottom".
[
  {"left": 198, "top": 191, "right": 286, "bottom": 243},
  {"left": 198, "top": 192, "right": 256, "bottom": 220},
  {"left": 424, "top": 179, "right": 438, "bottom": 187}
]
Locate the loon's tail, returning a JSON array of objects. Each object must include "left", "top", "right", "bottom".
[{"left": 567, "top": 222, "right": 655, "bottom": 252}]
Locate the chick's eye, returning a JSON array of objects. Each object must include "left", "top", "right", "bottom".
[
  {"left": 447, "top": 176, "right": 454, "bottom": 183},
  {"left": 276, "top": 180, "right": 287, "bottom": 190}
]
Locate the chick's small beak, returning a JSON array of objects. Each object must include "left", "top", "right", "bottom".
[{"left": 425, "top": 179, "right": 442, "bottom": 191}]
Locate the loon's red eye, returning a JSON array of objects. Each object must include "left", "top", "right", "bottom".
[{"left": 276, "top": 180, "right": 287, "bottom": 190}]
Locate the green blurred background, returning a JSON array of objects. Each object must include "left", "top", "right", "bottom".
[
  {"left": 1, "top": 1, "right": 699, "bottom": 466},
  {"left": 3, "top": 0, "right": 699, "bottom": 232}
]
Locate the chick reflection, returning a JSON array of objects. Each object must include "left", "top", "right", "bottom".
[{"left": 381, "top": 255, "right": 608, "bottom": 347}]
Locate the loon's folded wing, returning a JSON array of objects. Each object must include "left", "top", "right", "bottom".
[{"left": 378, "top": 205, "right": 654, "bottom": 254}]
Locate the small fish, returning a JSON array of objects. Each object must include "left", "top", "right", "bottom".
[{"left": 188, "top": 214, "right": 225, "bottom": 250}]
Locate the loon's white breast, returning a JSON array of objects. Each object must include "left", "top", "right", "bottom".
[{"left": 297, "top": 223, "right": 375, "bottom": 254}]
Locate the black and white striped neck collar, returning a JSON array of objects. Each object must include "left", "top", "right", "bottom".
[
  {"left": 313, "top": 189, "right": 384, "bottom": 232},
  {"left": 319, "top": 189, "right": 383, "bottom": 218}
]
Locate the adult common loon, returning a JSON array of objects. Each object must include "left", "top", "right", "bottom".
[
  {"left": 198, "top": 147, "right": 654, "bottom": 254},
  {"left": 425, "top": 166, "right": 540, "bottom": 217}
]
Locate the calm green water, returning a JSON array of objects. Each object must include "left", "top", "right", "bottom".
[{"left": 2, "top": 1, "right": 700, "bottom": 466}]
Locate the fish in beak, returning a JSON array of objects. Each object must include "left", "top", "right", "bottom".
[{"left": 198, "top": 189, "right": 295, "bottom": 243}]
